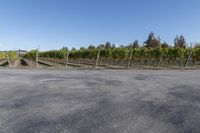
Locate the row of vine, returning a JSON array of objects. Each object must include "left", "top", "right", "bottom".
[{"left": 24, "top": 48, "right": 200, "bottom": 62}]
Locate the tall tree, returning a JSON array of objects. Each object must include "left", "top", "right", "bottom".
[
  {"left": 144, "top": 32, "right": 161, "bottom": 48},
  {"left": 132, "top": 40, "right": 139, "bottom": 48},
  {"left": 119, "top": 45, "right": 125, "bottom": 48},
  {"left": 62, "top": 47, "right": 68, "bottom": 51},
  {"left": 194, "top": 43, "right": 200, "bottom": 48},
  {"left": 105, "top": 42, "right": 112, "bottom": 49},
  {"left": 97, "top": 44, "right": 105, "bottom": 49},
  {"left": 162, "top": 41, "right": 169, "bottom": 48},
  {"left": 71, "top": 47, "right": 76, "bottom": 51},
  {"left": 174, "top": 35, "right": 186, "bottom": 48},
  {"left": 80, "top": 47, "right": 85, "bottom": 50},
  {"left": 111, "top": 44, "right": 116, "bottom": 49},
  {"left": 88, "top": 45, "right": 95, "bottom": 49},
  {"left": 126, "top": 44, "right": 133, "bottom": 49}
]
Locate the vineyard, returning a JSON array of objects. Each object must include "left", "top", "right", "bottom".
[
  {"left": 1, "top": 46, "right": 200, "bottom": 69},
  {"left": 0, "top": 53, "right": 5, "bottom": 61},
  {"left": 0, "top": 51, "right": 19, "bottom": 67},
  {"left": 23, "top": 47, "right": 200, "bottom": 69}
]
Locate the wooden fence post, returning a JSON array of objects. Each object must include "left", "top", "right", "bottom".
[
  {"left": 127, "top": 50, "right": 133, "bottom": 69},
  {"left": 36, "top": 49, "right": 38, "bottom": 68},
  {"left": 156, "top": 55, "right": 163, "bottom": 68},
  {"left": 6, "top": 54, "right": 11, "bottom": 68},
  {"left": 184, "top": 50, "right": 192, "bottom": 68},
  {"left": 94, "top": 50, "right": 101, "bottom": 69},
  {"left": 66, "top": 52, "right": 69, "bottom": 69}
]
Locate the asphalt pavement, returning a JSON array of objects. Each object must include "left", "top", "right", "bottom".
[{"left": 0, "top": 69, "right": 200, "bottom": 133}]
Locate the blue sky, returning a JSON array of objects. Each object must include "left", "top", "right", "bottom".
[{"left": 0, "top": 0, "right": 200, "bottom": 50}]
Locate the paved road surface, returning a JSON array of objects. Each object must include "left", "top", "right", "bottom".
[{"left": 0, "top": 69, "right": 200, "bottom": 133}]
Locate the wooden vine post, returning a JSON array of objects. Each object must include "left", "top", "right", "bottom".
[
  {"left": 94, "top": 49, "right": 101, "bottom": 69},
  {"left": 65, "top": 52, "right": 69, "bottom": 69},
  {"left": 184, "top": 44, "right": 193, "bottom": 68},
  {"left": 156, "top": 55, "right": 163, "bottom": 68},
  {"left": 184, "top": 50, "right": 192, "bottom": 68},
  {"left": 36, "top": 48, "right": 38, "bottom": 68},
  {"left": 94, "top": 46, "right": 105, "bottom": 69},
  {"left": 127, "top": 49, "right": 133, "bottom": 69},
  {"left": 6, "top": 54, "right": 11, "bottom": 68}
]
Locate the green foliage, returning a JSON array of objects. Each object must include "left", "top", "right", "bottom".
[
  {"left": 192, "top": 48, "right": 200, "bottom": 61},
  {"left": 151, "top": 47, "right": 163, "bottom": 59},
  {"left": 174, "top": 48, "right": 186, "bottom": 60},
  {"left": 100, "top": 49, "right": 112, "bottom": 58},
  {"left": 69, "top": 49, "right": 98, "bottom": 59},
  {"left": 6, "top": 51, "right": 19, "bottom": 61},
  {"left": 111, "top": 48, "right": 129, "bottom": 59},
  {"left": 24, "top": 50, "right": 68, "bottom": 60},
  {"left": 167, "top": 48, "right": 186, "bottom": 60},
  {"left": 0, "top": 52, "right": 6, "bottom": 59},
  {"left": 24, "top": 47, "right": 200, "bottom": 63},
  {"left": 23, "top": 50, "right": 37, "bottom": 60},
  {"left": 39, "top": 50, "right": 67, "bottom": 59},
  {"left": 132, "top": 48, "right": 140, "bottom": 59}
]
